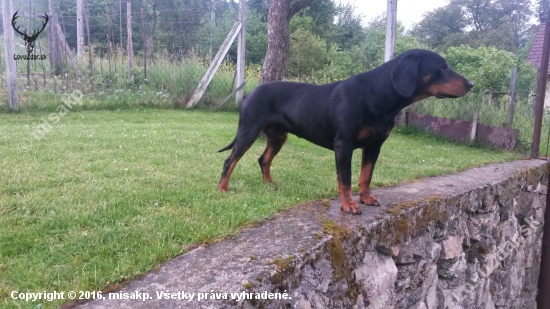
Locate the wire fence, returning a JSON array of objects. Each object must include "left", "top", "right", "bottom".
[
  {"left": 410, "top": 81, "right": 550, "bottom": 154},
  {"left": 0, "top": 0, "right": 254, "bottom": 106}
]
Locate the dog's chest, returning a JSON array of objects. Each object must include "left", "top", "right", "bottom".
[{"left": 354, "top": 125, "right": 392, "bottom": 147}]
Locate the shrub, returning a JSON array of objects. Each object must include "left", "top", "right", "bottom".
[{"left": 285, "top": 29, "right": 328, "bottom": 78}]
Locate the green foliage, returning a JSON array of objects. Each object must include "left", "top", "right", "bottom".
[
  {"left": 444, "top": 45, "right": 536, "bottom": 98},
  {"left": 395, "top": 30, "right": 425, "bottom": 55},
  {"left": 411, "top": 5, "right": 467, "bottom": 51},
  {"left": 318, "top": 45, "right": 366, "bottom": 82},
  {"left": 414, "top": 45, "right": 538, "bottom": 152},
  {"left": 536, "top": 0, "right": 550, "bottom": 22},
  {"left": 445, "top": 46, "right": 515, "bottom": 92},
  {"left": 362, "top": 16, "right": 425, "bottom": 70},
  {"left": 248, "top": 0, "right": 269, "bottom": 18},
  {"left": 411, "top": 0, "right": 534, "bottom": 52},
  {"left": 196, "top": 8, "right": 269, "bottom": 65},
  {"left": 245, "top": 11, "right": 269, "bottom": 64},
  {"left": 285, "top": 29, "right": 328, "bottom": 78},
  {"left": 299, "top": 0, "right": 336, "bottom": 43},
  {"left": 362, "top": 18, "right": 386, "bottom": 69},
  {"left": 331, "top": 2, "right": 366, "bottom": 51},
  {"left": 290, "top": 15, "right": 315, "bottom": 33},
  {"left": 196, "top": 9, "right": 238, "bottom": 61},
  {"left": 285, "top": 13, "right": 369, "bottom": 83}
]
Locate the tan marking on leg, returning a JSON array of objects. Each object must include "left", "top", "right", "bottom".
[
  {"left": 260, "top": 132, "right": 287, "bottom": 183},
  {"left": 260, "top": 145, "right": 275, "bottom": 182},
  {"left": 218, "top": 160, "right": 237, "bottom": 193},
  {"left": 359, "top": 153, "right": 380, "bottom": 206},
  {"left": 338, "top": 181, "right": 361, "bottom": 214}
]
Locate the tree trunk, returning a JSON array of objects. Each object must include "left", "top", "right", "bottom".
[{"left": 259, "top": 0, "right": 313, "bottom": 84}]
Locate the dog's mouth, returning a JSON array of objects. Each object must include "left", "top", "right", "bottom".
[
  {"left": 429, "top": 79, "right": 473, "bottom": 99},
  {"left": 435, "top": 93, "right": 459, "bottom": 99}
]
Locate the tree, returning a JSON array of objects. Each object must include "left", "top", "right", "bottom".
[
  {"left": 454, "top": 0, "right": 494, "bottom": 32},
  {"left": 259, "top": 0, "right": 314, "bottom": 84},
  {"left": 249, "top": 0, "right": 269, "bottom": 19},
  {"left": 445, "top": 45, "right": 536, "bottom": 99},
  {"left": 332, "top": 2, "right": 365, "bottom": 51},
  {"left": 536, "top": 0, "right": 550, "bottom": 22},
  {"left": 363, "top": 15, "right": 423, "bottom": 70},
  {"left": 411, "top": 4, "right": 466, "bottom": 50},
  {"left": 285, "top": 28, "right": 327, "bottom": 78},
  {"left": 299, "top": 0, "right": 335, "bottom": 43},
  {"left": 412, "top": 0, "right": 533, "bottom": 52}
]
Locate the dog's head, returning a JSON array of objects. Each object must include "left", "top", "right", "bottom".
[{"left": 390, "top": 49, "right": 473, "bottom": 101}]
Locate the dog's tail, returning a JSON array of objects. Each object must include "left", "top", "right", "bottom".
[{"left": 218, "top": 139, "right": 236, "bottom": 152}]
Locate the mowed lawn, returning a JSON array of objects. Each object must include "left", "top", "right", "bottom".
[{"left": 0, "top": 109, "right": 519, "bottom": 307}]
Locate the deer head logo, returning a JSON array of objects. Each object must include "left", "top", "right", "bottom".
[{"left": 11, "top": 11, "right": 49, "bottom": 54}]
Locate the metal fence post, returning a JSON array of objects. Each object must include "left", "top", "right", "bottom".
[
  {"left": 537, "top": 12, "right": 550, "bottom": 309},
  {"left": 532, "top": 13, "right": 550, "bottom": 158}
]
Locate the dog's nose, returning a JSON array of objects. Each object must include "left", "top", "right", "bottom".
[{"left": 467, "top": 80, "right": 474, "bottom": 89}]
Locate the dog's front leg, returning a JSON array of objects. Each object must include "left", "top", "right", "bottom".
[
  {"left": 359, "top": 145, "right": 382, "bottom": 206},
  {"left": 334, "top": 139, "right": 361, "bottom": 214}
]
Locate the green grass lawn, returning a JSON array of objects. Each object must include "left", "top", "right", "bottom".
[{"left": 0, "top": 109, "right": 520, "bottom": 308}]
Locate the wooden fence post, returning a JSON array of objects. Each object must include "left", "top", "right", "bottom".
[
  {"left": 2, "top": 0, "right": 19, "bottom": 110},
  {"left": 85, "top": 4, "right": 94, "bottom": 91},
  {"left": 506, "top": 67, "right": 518, "bottom": 128},
  {"left": 210, "top": 0, "right": 216, "bottom": 62},
  {"left": 187, "top": 21, "right": 242, "bottom": 108},
  {"left": 140, "top": 7, "right": 148, "bottom": 82},
  {"left": 127, "top": 1, "right": 133, "bottom": 79},
  {"left": 470, "top": 108, "right": 478, "bottom": 142},
  {"left": 235, "top": 0, "right": 247, "bottom": 105},
  {"left": 55, "top": 22, "right": 80, "bottom": 76},
  {"left": 384, "top": 0, "right": 397, "bottom": 62},
  {"left": 76, "top": 0, "right": 84, "bottom": 58}
]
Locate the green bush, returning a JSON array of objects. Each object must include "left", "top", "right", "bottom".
[
  {"left": 413, "top": 45, "right": 539, "bottom": 152},
  {"left": 285, "top": 29, "right": 329, "bottom": 78},
  {"left": 445, "top": 45, "right": 535, "bottom": 96}
]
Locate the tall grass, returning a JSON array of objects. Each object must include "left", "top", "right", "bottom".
[{"left": 0, "top": 46, "right": 260, "bottom": 112}]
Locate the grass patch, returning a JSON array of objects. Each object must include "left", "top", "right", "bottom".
[{"left": 0, "top": 109, "right": 520, "bottom": 308}]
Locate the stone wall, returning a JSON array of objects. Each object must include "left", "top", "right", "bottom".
[
  {"left": 79, "top": 160, "right": 547, "bottom": 309},
  {"left": 291, "top": 160, "right": 547, "bottom": 309},
  {"left": 358, "top": 181, "right": 545, "bottom": 309}
]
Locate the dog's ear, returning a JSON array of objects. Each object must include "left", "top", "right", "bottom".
[{"left": 391, "top": 54, "right": 419, "bottom": 97}]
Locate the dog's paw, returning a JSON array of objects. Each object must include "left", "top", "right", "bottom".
[
  {"left": 360, "top": 195, "right": 380, "bottom": 206},
  {"left": 340, "top": 201, "right": 362, "bottom": 215},
  {"left": 217, "top": 185, "right": 229, "bottom": 193}
]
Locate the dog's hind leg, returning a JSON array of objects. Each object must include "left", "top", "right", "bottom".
[
  {"left": 258, "top": 125, "right": 288, "bottom": 183},
  {"left": 218, "top": 127, "right": 262, "bottom": 193}
]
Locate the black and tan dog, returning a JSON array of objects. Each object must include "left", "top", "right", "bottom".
[{"left": 218, "top": 49, "right": 473, "bottom": 214}]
